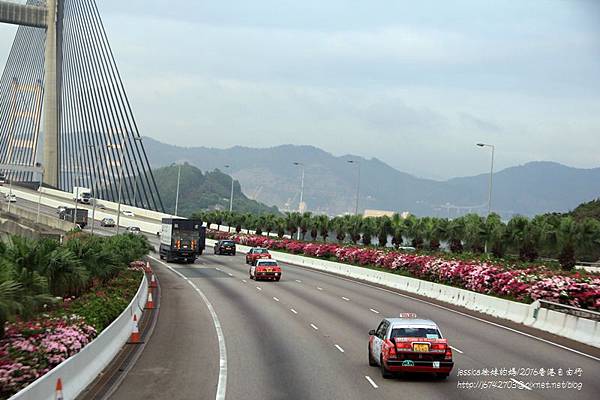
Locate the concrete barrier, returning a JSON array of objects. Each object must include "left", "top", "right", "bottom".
[
  {"left": 207, "top": 238, "right": 599, "bottom": 347},
  {"left": 10, "top": 274, "right": 148, "bottom": 400}
]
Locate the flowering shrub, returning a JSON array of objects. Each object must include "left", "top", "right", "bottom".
[
  {"left": 209, "top": 230, "right": 600, "bottom": 310},
  {"left": 0, "top": 316, "right": 96, "bottom": 397}
]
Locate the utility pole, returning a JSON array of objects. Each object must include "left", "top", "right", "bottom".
[{"left": 174, "top": 164, "right": 181, "bottom": 216}]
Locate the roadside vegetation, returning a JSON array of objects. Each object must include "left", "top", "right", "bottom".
[
  {"left": 195, "top": 207, "right": 600, "bottom": 270},
  {"left": 0, "top": 232, "right": 150, "bottom": 398}
]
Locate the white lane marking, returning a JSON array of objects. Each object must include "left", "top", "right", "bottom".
[
  {"left": 365, "top": 376, "right": 378, "bottom": 389},
  {"left": 342, "top": 296, "right": 350, "bottom": 301},
  {"left": 295, "top": 279, "right": 302, "bottom": 283},
  {"left": 317, "top": 287, "right": 323, "bottom": 291},
  {"left": 510, "top": 378, "right": 532, "bottom": 391},
  {"left": 227, "top": 272, "right": 233, "bottom": 277},
  {"left": 369, "top": 308, "right": 380, "bottom": 314},
  {"left": 256, "top": 286, "right": 262, "bottom": 291},
  {"left": 310, "top": 323, "right": 319, "bottom": 330},
  {"left": 273, "top": 297, "right": 280, "bottom": 302},
  {"left": 335, "top": 344, "right": 345, "bottom": 353},
  {"left": 242, "top": 279, "right": 247, "bottom": 283},
  {"left": 450, "top": 346, "right": 464, "bottom": 354},
  {"left": 150, "top": 255, "right": 227, "bottom": 400},
  {"left": 290, "top": 308, "right": 298, "bottom": 314},
  {"left": 284, "top": 263, "right": 600, "bottom": 362},
  {"left": 215, "top": 267, "right": 221, "bottom": 271}
]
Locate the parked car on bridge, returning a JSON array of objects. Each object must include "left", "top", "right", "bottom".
[
  {"left": 245, "top": 247, "right": 271, "bottom": 265},
  {"left": 0, "top": 173, "right": 5, "bottom": 185},
  {"left": 100, "top": 217, "right": 116, "bottom": 227},
  {"left": 4, "top": 193, "right": 16, "bottom": 203},
  {"left": 368, "top": 313, "right": 454, "bottom": 379},
  {"left": 56, "top": 205, "right": 67, "bottom": 214},
  {"left": 126, "top": 226, "right": 142, "bottom": 235},
  {"left": 214, "top": 240, "right": 236, "bottom": 255},
  {"left": 249, "top": 259, "right": 281, "bottom": 281},
  {"left": 122, "top": 210, "right": 135, "bottom": 217}
]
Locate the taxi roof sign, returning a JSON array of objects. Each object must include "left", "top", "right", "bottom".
[{"left": 399, "top": 313, "right": 418, "bottom": 319}]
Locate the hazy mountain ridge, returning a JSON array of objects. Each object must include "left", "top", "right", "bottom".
[{"left": 144, "top": 137, "right": 600, "bottom": 217}]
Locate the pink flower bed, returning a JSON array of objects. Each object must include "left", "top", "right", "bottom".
[
  {"left": 209, "top": 230, "right": 600, "bottom": 310},
  {"left": 0, "top": 316, "right": 96, "bottom": 397}
]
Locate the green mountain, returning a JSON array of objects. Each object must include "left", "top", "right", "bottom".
[
  {"left": 569, "top": 199, "right": 600, "bottom": 221},
  {"left": 152, "top": 164, "right": 279, "bottom": 217}
]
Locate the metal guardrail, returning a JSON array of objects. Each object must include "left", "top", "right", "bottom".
[{"left": 539, "top": 300, "right": 600, "bottom": 322}]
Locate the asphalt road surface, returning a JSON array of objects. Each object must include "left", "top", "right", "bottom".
[{"left": 113, "top": 250, "right": 600, "bottom": 400}]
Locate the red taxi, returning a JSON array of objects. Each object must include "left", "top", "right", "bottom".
[
  {"left": 245, "top": 247, "right": 272, "bottom": 265},
  {"left": 368, "top": 313, "right": 454, "bottom": 379},
  {"left": 249, "top": 259, "right": 282, "bottom": 281}
]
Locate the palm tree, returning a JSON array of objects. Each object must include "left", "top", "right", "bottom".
[
  {"left": 43, "top": 247, "right": 89, "bottom": 297},
  {"left": 331, "top": 216, "right": 347, "bottom": 243},
  {"left": 486, "top": 213, "right": 507, "bottom": 258},
  {"left": 285, "top": 212, "right": 301, "bottom": 238},
  {"left": 315, "top": 215, "right": 330, "bottom": 242},
  {"left": 404, "top": 216, "right": 426, "bottom": 249},
  {"left": 390, "top": 213, "right": 405, "bottom": 248},
  {"left": 447, "top": 217, "right": 465, "bottom": 253},
  {"left": 263, "top": 214, "right": 277, "bottom": 237},
  {"left": 463, "top": 214, "right": 486, "bottom": 253},
  {"left": 361, "top": 217, "right": 376, "bottom": 246},
  {"left": 375, "top": 216, "right": 391, "bottom": 247},
  {"left": 299, "top": 212, "right": 312, "bottom": 241},
  {"left": 423, "top": 218, "right": 447, "bottom": 251},
  {"left": 275, "top": 217, "right": 286, "bottom": 238},
  {"left": 345, "top": 215, "right": 363, "bottom": 244},
  {"left": 506, "top": 216, "right": 541, "bottom": 262}
]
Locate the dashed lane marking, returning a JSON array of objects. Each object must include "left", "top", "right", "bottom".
[
  {"left": 273, "top": 297, "right": 280, "bottom": 302},
  {"left": 365, "top": 376, "right": 378, "bottom": 389},
  {"left": 317, "top": 287, "right": 323, "bottom": 291},
  {"left": 242, "top": 279, "right": 247, "bottom": 283},
  {"left": 227, "top": 272, "right": 233, "bottom": 277},
  {"left": 256, "top": 287, "right": 262, "bottom": 291},
  {"left": 290, "top": 308, "right": 298, "bottom": 314},
  {"left": 295, "top": 279, "right": 302, "bottom": 283},
  {"left": 342, "top": 297, "right": 350, "bottom": 301},
  {"left": 335, "top": 344, "right": 345, "bottom": 353},
  {"left": 310, "top": 323, "right": 319, "bottom": 330},
  {"left": 369, "top": 308, "right": 380, "bottom": 314}
]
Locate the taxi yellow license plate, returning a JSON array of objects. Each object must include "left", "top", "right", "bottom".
[
  {"left": 413, "top": 343, "right": 429, "bottom": 352},
  {"left": 266, "top": 268, "right": 272, "bottom": 272}
]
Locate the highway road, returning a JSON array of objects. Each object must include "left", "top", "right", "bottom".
[
  {"left": 114, "top": 248, "right": 600, "bottom": 400},
  {"left": 3, "top": 190, "right": 599, "bottom": 399}
]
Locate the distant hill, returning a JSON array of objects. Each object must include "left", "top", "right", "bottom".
[
  {"left": 568, "top": 199, "right": 600, "bottom": 221},
  {"left": 152, "top": 164, "right": 279, "bottom": 217},
  {"left": 143, "top": 137, "right": 600, "bottom": 217}
]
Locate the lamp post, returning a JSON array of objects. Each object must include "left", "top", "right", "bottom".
[
  {"left": 174, "top": 163, "right": 181, "bottom": 216},
  {"left": 476, "top": 142, "right": 495, "bottom": 253},
  {"left": 347, "top": 160, "right": 361, "bottom": 215},
  {"left": 88, "top": 145, "right": 98, "bottom": 236},
  {"left": 293, "top": 162, "right": 305, "bottom": 240},
  {"left": 35, "top": 163, "right": 44, "bottom": 223},
  {"left": 224, "top": 165, "right": 234, "bottom": 212},
  {"left": 476, "top": 143, "right": 495, "bottom": 217},
  {"left": 131, "top": 137, "right": 143, "bottom": 208}
]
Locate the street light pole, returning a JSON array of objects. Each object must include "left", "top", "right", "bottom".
[
  {"left": 107, "top": 141, "right": 126, "bottom": 234},
  {"left": 347, "top": 160, "right": 361, "bottom": 215},
  {"left": 36, "top": 163, "right": 44, "bottom": 224},
  {"left": 224, "top": 165, "right": 234, "bottom": 212},
  {"left": 477, "top": 143, "right": 495, "bottom": 253},
  {"left": 88, "top": 145, "right": 98, "bottom": 236},
  {"left": 476, "top": 143, "right": 495, "bottom": 217},
  {"left": 293, "top": 162, "right": 305, "bottom": 240},
  {"left": 174, "top": 164, "right": 181, "bottom": 216}
]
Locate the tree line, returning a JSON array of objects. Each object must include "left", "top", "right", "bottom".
[{"left": 192, "top": 210, "right": 600, "bottom": 270}]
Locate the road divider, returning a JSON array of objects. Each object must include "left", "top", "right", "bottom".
[{"left": 10, "top": 271, "right": 149, "bottom": 400}]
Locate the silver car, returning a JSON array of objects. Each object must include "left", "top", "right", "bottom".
[{"left": 126, "top": 226, "right": 142, "bottom": 235}]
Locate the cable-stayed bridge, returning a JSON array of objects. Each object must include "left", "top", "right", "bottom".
[{"left": 0, "top": 0, "right": 163, "bottom": 211}]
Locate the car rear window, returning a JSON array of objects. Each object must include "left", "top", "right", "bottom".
[
  {"left": 256, "top": 249, "right": 269, "bottom": 253},
  {"left": 391, "top": 327, "right": 441, "bottom": 339},
  {"left": 222, "top": 241, "right": 235, "bottom": 245},
  {"left": 258, "top": 261, "right": 278, "bottom": 266}
]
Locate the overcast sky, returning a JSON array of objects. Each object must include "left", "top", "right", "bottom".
[{"left": 1, "top": 0, "right": 599, "bottom": 179}]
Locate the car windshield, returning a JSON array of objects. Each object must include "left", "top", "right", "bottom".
[{"left": 391, "top": 327, "right": 441, "bottom": 339}]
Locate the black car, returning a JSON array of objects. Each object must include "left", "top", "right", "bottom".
[{"left": 214, "top": 240, "right": 236, "bottom": 255}]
